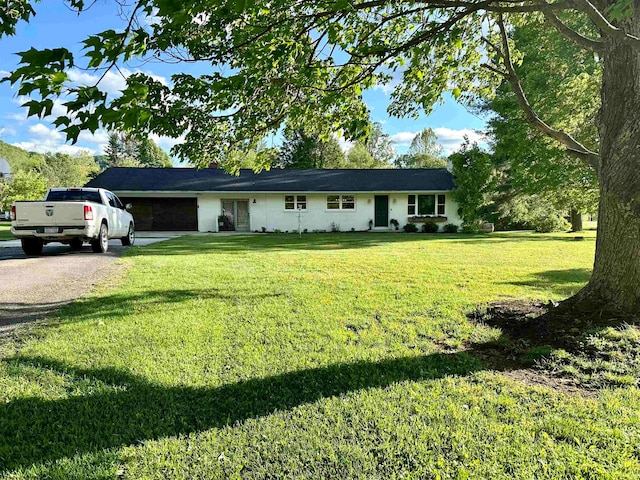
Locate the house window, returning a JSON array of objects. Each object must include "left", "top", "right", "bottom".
[
  {"left": 285, "top": 195, "right": 307, "bottom": 210},
  {"left": 437, "top": 194, "right": 446, "bottom": 215},
  {"left": 418, "top": 195, "right": 436, "bottom": 215},
  {"left": 408, "top": 195, "right": 416, "bottom": 215},
  {"left": 327, "top": 195, "right": 340, "bottom": 209},
  {"left": 327, "top": 195, "right": 356, "bottom": 210},
  {"left": 342, "top": 195, "right": 355, "bottom": 210}
]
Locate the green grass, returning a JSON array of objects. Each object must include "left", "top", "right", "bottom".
[
  {"left": 0, "top": 222, "right": 12, "bottom": 241},
  {"left": 3, "top": 231, "right": 640, "bottom": 478}
]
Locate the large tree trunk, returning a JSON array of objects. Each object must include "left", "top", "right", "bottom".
[
  {"left": 569, "top": 208, "right": 583, "bottom": 232},
  {"left": 570, "top": 17, "right": 640, "bottom": 312}
]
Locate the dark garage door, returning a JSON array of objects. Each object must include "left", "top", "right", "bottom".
[{"left": 120, "top": 197, "right": 198, "bottom": 231}]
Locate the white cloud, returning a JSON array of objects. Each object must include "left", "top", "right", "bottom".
[
  {"left": 389, "top": 127, "right": 486, "bottom": 154},
  {"left": 0, "top": 126, "right": 17, "bottom": 137},
  {"left": 12, "top": 141, "right": 94, "bottom": 156},
  {"left": 11, "top": 123, "right": 95, "bottom": 155},
  {"left": 67, "top": 67, "right": 169, "bottom": 96},
  {"left": 0, "top": 70, "right": 9, "bottom": 78},
  {"left": 78, "top": 128, "right": 109, "bottom": 145},
  {"left": 6, "top": 112, "right": 28, "bottom": 123},
  {"left": 29, "top": 123, "right": 63, "bottom": 144},
  {"left": 150, "top": 133, "right": 184, "bottom": 152},
  {"left": 389, "top": 131, "right": 417, "bottom": 146},
  {"left": 432, "top": 127, "right": 486, "bottom": 154}
]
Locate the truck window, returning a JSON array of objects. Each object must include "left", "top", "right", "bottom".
[
  {"left": 105, "top": 192, "right": 120, "bottom": 208},
  {"left": 46, "top": 190, "right": 103, "bottom": 203},
  {"left": 112, "top": 194, "right": 124, "bottom": 209}
]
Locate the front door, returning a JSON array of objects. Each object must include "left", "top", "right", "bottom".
[
  {"left": 236, "top": 200, "right": 250, "bottom": 232},
  {"left": 221, "top": 200, "right": 250, "bottom": 232},
  {"left": 374, "top": 195, "right": 389, "bottom": 227}
]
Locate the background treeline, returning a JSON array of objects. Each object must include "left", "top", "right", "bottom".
[{"left": 0, "top": 133, "right": 172, "bottom": 211}]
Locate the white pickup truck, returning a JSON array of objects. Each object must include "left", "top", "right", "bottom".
[{"left": 11, "top": 187, "right": 135, "bottom": 256}]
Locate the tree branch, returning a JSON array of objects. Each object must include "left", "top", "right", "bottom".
[
  {"left": 544, "top": 11, "right": 603, "bottom": 52},
  {"left": 575, "top": 0, "right": 640, "bottom": 48},
  {"left": 481, "top": 62, "right": 508, "bottom": 77},
  {"left": 497, "top": 14, "right": 600, "bottom": 170},
  {"left": 93, "top": 1, "right": 143, "bottom": 88},
  {"left": 365, "top": 0, "right": 574, "bottom": 14}
]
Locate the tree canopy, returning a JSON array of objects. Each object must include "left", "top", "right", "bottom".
[
  {"left": 394, "top": 128, "right": 447, "bottom": 169},
  {"left": 277, "top": 129, "right": 346, "bottom": 169},
  {"left": 104, "top": 132, "right": 172, "bottom": 168},
  {"left": 482, "top": 17, "right": 599, "bottom": 228}
]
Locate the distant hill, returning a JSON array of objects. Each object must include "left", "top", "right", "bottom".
[{"left": 0, "top": 140, "right": 44, "bottom": 172}]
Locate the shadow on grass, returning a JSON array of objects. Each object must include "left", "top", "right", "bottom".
[
  {"left": 129, "top": 232, "right": 584, "bottom": 257},
  {"left": 0, "top": 352, "right": 484, "bottom": 472},
  {"left": 0, "top": 289, "right": 285, "bottom": 330},
  {"left": 504, "top": 268, "right": 592, "bottom": 297}
]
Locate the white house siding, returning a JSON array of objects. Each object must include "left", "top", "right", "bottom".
[{"left": 196, "top": 192, "right": 462, "bottom": 233}]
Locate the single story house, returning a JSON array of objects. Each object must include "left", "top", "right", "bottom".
[{"left": 85, "top": 167, "right": 462, "bottom": 232}]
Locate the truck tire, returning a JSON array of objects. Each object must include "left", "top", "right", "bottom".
[
  {"left": 21, "top": 238, "right": 44, "bottom": 256},
  {"left": 69, "top": 237, "right": 83, "bottom": 250},
  {"left": 121, "top": 223, "right": 135, "bottom": 246},
  {"left": 91, "top": 223, "right": 109, "bottom": 253}
]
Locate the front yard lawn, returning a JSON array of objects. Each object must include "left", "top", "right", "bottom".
[
  {"left": 3, "top": 231, "right": 640, "bottom": 478},
  {"left": 0, "top": 222, "right": 12, "bottom": 241}
]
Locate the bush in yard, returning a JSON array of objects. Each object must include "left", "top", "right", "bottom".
[
  {"left": 403, "top": 223, "right": 418, "bottom": 233},
  {"left": 530, "top": 213, "right": 571, "bottom": 233},
  {"left": 421, "top": 222, "right": 439, "bottom": 233},
  {"left": 443, "top": 223, "right": 459, "bottom": 233}
]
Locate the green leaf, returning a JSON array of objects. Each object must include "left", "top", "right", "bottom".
[{"left": 608, "top": 0, "right": 634, "bottom": 20}]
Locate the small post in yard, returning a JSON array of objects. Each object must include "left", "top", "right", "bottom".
[{"left": 298, "top": 205, "right": 302, "bottom": 237}]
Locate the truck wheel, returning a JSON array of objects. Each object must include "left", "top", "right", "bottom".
[
  {"left": 91, "top": 223, "right": 109, "bottom": 253},
  {"left": 21, "top": 238, "right": 44, "bottom": 256},
  {"left": 121, "top": 223, "right": 135, "bottom": 246},
  {"left": 69, "top": 238, "right": 83, "bottom": 250}
]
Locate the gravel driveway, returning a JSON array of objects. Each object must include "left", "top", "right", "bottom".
[{"left": 0, "top": 236, "right": 178, "bottom": 334}]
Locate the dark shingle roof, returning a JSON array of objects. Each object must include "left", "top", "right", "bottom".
[{"left": 86, "top": 167, "right": 455, "bottom": 192}]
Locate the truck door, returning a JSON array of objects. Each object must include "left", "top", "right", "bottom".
[{"left": 104, "top": 192, "right": 124, "bottom": 237}]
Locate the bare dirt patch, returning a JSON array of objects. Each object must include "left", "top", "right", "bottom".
[
  {"left": 468, "top": 299, "right": 639, "bottom": 349},
  {"left": 466, "top": 300, "right": 640, "bottom": 395}
]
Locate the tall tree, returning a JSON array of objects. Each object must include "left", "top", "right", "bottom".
[
  {"left": 223, "top": 140, "right": 278, "bottom": 173},
  {"left": 449, "top": 142, "right": 495, "bottom": 228},
  {"left": 105, "top": 132, "right": 172, "bottom": 167},
  {"left": 484, "top": 18, "right": 600, "bottom": 232},
  {"left": 394, "top": 128, "right": 447, "bottom": 169},
  {"left": 38, "top": 152, "right": 100, "bottom": 188},
  {"left": 5, "top": 1, "right": 640, "bottom": 311},
  {"left": 278, "top": 130, "right": 345, "bottom": 169},
  {"left": 363, "top": 122, "right": 395, "bottom": 165},
  {"left": 0, "top": 169, "right": 48, "bottom": 211},
  {"left": 345, "top": 142, "right": 390, "bottom": 168}
]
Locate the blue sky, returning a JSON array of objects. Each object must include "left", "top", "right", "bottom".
[{"left": 0, "top": 3, "right": 487, "bottom": 163}]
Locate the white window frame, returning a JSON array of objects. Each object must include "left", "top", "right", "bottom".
[
  {"left": 437, "top": 194, "right": 446, "bottom": 215},
  {"left": 408, "top": 195, "right": 416, "bottom": 215},
  {"left": 284, "top": 194, "right": 307, "bottom": 211},
  {"left": 408, "top": 193, "right": 446, "bottom": 216},
  {"left": 326, "top": 194, "right": 356, "bottom": 211}
]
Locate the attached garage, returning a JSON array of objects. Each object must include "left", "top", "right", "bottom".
[{"left": 119, "top": 197, "right": 198, "bottom": 231}]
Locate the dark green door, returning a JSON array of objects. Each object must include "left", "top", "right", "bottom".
[{"left": 374, "top": 195, "right": 389, "bottom": 227}]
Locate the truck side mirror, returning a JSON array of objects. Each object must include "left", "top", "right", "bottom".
[{"left": 125, "top": 203, "right": 133, "bottom": 211}]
